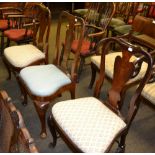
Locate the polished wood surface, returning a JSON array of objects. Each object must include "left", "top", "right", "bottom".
[
  {"left": 0, "top": 90, "right": 38, "bottom": 153},
  {"left": 48, "top": 37, "right": 153, "bottom": 152},
  {"left": 19, "top": 11, "right": 85, "bottom": 138}
]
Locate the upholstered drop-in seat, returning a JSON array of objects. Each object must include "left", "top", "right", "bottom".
[
  {"left": 4, "top": 29, "right": 33, "bottom": 41},
  {"left": 142, "top": 83, "right": 155, "bottom": 105},
  {"left": 91, "top": 52, "right": 147, "bottom": 84},
  {"left": 134, "top": 34, "right": 155, "bottom": 48},
  {"left": 71, "top": 39, "right": 95, "bottom": 56},
  {"left": 73, "top": 9, "right": 88, "bottom": 17},
  {"left": 4, "top": 44, "right": 45, "bottom": 68},
  {"left": 113, "top": 25, "right": 132, "bottom": 35},
  {"left": 52, "top": 97, "right": 126, "bottom": 153},
  {"left": 109, "top": 18, "right": 126, "bottom": 28},
  {"left": 20, "top": 64, "right": 71, "bottom": 97}
]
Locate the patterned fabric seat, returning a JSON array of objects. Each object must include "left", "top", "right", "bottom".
[
  {"left": 20, "top": 64, "right": 71, "bottom": 97},
  {"left": 91, "top": 52, "right": 147, "bottom": 84},
  {"left": 134, "top": 34, "right": 155, "bottom": 49},
  {"left": 4, "top": 44, "right": 45, "bottom": 68},
  {"left": 52, "top": 97, "right": 126, "bottom": 153},
  {"left": 142, "top": 83, "right": 155, "bottom": 105},
  {"left": 71, "top": 39, "right": 95, "bottom": 56}
]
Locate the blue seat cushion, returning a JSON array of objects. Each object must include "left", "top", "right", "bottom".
[{"left": 20, "top": 64, "right": 71, "bottom": 97}]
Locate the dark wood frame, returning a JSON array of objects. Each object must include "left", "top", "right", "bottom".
[
  {"left": 71, "top": 2, "right": 116, "bottom": 81},
  {"left": 0, "top": 90, "right": 38, "bottom": 153},
  {"left": 19, "top": 11, "right": 85, "bottom": 138},
  {"left": 48, "top": 37, "right": 153, "bottom": 152},
  {"left": 2, "top": 3, "right": 51, "bottom": 101}
]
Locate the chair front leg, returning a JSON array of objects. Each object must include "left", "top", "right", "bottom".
[
  {"left": 33, "top": 101, "right": 49, "bottom": 138},
  {"left": 48, "top": 114, "right": 57, "bottom": 147}
]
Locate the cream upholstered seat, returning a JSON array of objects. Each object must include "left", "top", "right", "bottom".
[
  {"left": 52, "top": 97, "right": 126, "bottom": 153},
  {"left": 48, "top": 37, "right": 153, "bottom": 153},
  {"left": 20, "top": 64, "right": 71, "bottom": 97},
  {"left": 4, "top": 44, "right": 45, "bottom": 68},
  {"left": 91, "top": 52, "right": 147, "bottom": 84},
  {"left": 142, "top": 83, "right": 155, "bottom": 105}
]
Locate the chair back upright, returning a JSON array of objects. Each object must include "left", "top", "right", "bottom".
[
  {"left": 54, "top": 11, "right": 85, "bottom": 82},
  {"left": 94, "top": 37, "right": 153, "bottom": 131},
  {"left": 31, "top": 3, "right": 51, "bottom": 64}
]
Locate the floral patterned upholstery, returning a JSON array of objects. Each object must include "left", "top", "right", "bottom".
[{"left": 52, "top": 97, "right": 126, "bottom": 152}]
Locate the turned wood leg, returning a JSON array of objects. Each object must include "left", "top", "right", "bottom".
[
  {"left": 88, "top": 62, "right": 97, "bottom": 89},
  {"left": 33, "top": 101, "right": 49, "bottom": 138},
  {"left": 48, "top": 114, "right": 57, "bottom": 147}
]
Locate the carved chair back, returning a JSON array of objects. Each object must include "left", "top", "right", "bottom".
[
  {"left": 0, "top": 90, "right": 38, "bottom": 153},
  {"left": 5, "top": 3, "right": 51, "bottom": 61},
  {"left": 54, "top": 11, "right": 85, "bottom": 82},
  {"left": 83, "top": 2, "right": 115, "bottom": 45},
  {"left": 94, "top": 37, "right": 153, "bottom": 132},
  {"left": 114, "top": 2, "right": 140, "bottom": 24},
  {"left": 31, "top": 3, "right": 51, "bottom": 63}
]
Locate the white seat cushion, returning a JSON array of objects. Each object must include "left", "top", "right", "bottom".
[
  {"left": 91, "top": 52, "right": 147, "bottom": 84},
  {"left": 20, "top": 64, "right": 71, "bottom": 97},
  {"left": 4, "top": 44, "right": 45, "bottom": 68},
  {"left": 142, "top": 82, "right": 155, "bottom": 105},
  {"left": 52, "top": 97, "right": 126, "bottom": 153}
]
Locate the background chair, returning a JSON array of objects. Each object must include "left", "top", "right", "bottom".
[
  {"left": 89, "top": 36, "right": 149, "bottom": 102},
  {"left": 70, "top": 2, "right": 115, "bottom": 81},
  {"left": 18, "top": 11, "right": 85, "bottom": 138},
  {"left": 0, "top": 90, "right": 38, "bottom": 153},
  {"left": 3, "top": 2, "right": 42, "bottom": 49},
  {"left": 0, "top": 2, "right": 25, "bottom": 54},
  {"left": 141, "top": 51, "right": 155, "bottom": 108},
  {"left": 48, "top": 37, "right": 152, "bottom": 153},
  {"left": 107, "top": 2, "right": 143, "bottom": 37},
  {"left": 3, "top": 3, "right": 51, "bottom": 81}
]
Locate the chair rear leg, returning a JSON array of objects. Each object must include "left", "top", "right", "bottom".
[
  {"left": 16, "top": 76, "right": 28, "bottom": 106},
  {"left": 33, "top": 101, "right": 49, "bottom": 138},
  {"left": 2, "top": 57, "right": 11, "bottom": 80},
  {"left": 77, "top": 57, "right": 85, "bottom": 82},
  {"left": 88, "top": 62, "right": 97, "bottom": 89},
  {"left": 115, "top": 134, "right": 127, "bottom": 153},
  {"left": 1, "top": 31, "right": 4, "bottom": 55},
  {"left": 48, "top": 114, "right": 57, "bottom": 147},
  {"left": 6, "top": 38, "right": 10, "bottom": 47},
  {"left": 70, "top": 86, "right": 75, "bottom": 99}
]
